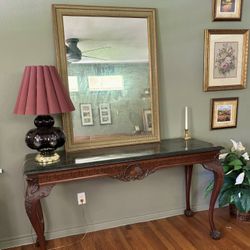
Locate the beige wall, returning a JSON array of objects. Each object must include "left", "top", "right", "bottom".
[{"left": 1, "top": 0, "right": 250, "bottom": 248}]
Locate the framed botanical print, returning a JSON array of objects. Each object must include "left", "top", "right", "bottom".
[
  {"left": 203, "top": 29, "right": 249, "bottom": 91},
  {"left": 213, "top": 0, "right": 243, "bottom": 21},
  {"left": 80, "top": 104, "right": 94, "bottom": 126},
  {"left": 211, "top": 97, "right": 238, "bottom": 129}
]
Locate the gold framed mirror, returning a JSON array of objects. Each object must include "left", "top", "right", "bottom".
[{"left": 52, "top": 4, "right": 160, "bottom": 152}]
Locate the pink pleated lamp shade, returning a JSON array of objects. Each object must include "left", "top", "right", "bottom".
[{"left": 14, "top": 65, "right": 75, "bottom": 115}]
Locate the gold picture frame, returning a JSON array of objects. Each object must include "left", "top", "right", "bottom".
[
  {"left": 211, "top": 97, "right": 238, "bottom": 129},
  {"left": 52, "top": 5, "right": 160, "bottom": 151},
  {"left": 213, "top": 0, "right": 243, "bottom": 21},
  {"left": 203, "top": 29, "right": 249, "bottom": 91}
]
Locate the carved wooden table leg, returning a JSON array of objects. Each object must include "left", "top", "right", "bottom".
[
  {"left": 202, "top": 160, "right": 224, "bottom": 240},
  {"left": 184, "top": 165, "right": 194, "bottom": 217},
  {"left": 35, "top": 200, "right": 44, "bottom": 247},
  {"left": 25, "top": 178, "right": 54, "bottom": 249}
]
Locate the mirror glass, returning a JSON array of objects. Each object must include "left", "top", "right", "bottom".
[{"left": 53, "top": 5, "right": 160, "bottom": 151}]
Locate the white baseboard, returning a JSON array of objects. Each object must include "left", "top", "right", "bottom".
[{"left": 0, "top": 204, "right": 209, "bottom": 249}]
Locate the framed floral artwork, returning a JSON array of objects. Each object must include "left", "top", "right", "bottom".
[
  {"left": 211, "top": 97, "right": 238, "bottom": 129},
  {"left": 203, "top": 29, "right": 249, "bottom": 91},
  {"left": 213, "top": 0, "right": 243, "bottom": 21}
]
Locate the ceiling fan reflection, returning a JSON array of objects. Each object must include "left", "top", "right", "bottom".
[{"left": 66, "top": 38, "right": 110, "bottom": 63}]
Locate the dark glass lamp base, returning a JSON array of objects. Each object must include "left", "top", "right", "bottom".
[{"left": 25, "top": 115, "right": 65, "bottom": 165}]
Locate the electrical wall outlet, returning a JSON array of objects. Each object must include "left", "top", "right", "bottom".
[
  {"left": 77, "top": 192, "right": 86, "bottom": 205},
  {"left": 0, "top": 169, "right": 3, "bottom": 174}
]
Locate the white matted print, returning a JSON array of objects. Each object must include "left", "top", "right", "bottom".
[
  {"left": 99, "top": 103, "right": 112, "bottom": 125},
  {"left": 80, "top": 104, "right": 94, "bottom": 126},
  {"left": 204, "top": 29, "right": 249, "bottom": 91}
]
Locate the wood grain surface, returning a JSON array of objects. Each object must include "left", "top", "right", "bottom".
[{"left": 5, "top": 207, "right": 250, "bottom": 250}]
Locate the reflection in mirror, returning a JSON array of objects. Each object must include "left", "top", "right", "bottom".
[{"left": 53, "top": 5, "right": 160, "bottom": 151}]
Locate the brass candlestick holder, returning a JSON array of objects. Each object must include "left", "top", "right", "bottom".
[
  {"left": 184, "top": 129, "right": 191, "bottom": 141},
  {"left": 184, "top": 129, "right": 191, "bottom": 151}
]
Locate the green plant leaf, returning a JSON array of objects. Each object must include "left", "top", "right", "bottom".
[
  {"left": 233, "top": 198, "right": 244, "bottom": 212},
  {"left": 242, "top": 178, "right": 249, "bottom": 185},
  {"left": 204, "top": 180, "right": 214, "bottom": 197},
  {"left": 224, "top": 173, "right": 238, "bottom": 184},
  {"left": 228, "top": 159, "right": 243, "bottom": 170},
  {"left": 235, "top": 165, "right": 243, "bottom": 171},
  {"left": 233, "top": 189, "right": 250, "bottom": 212},
  {"left": 216, "top": 175, "right": 236, "bottom": 198},
  {"left": 243, "top": 165, "right": 250, "bottom": 171},
  {"left": 219, "top": 189, "right": 232, "bottom": 207},
  {"left": 225, "top": 152, "right": 238, "bottom": 163},
  {"left": 223, "top": 164, "right": 231, "bottom": 173},
  {"left": 240, "top": 190, "right": 250, "bottom": 212},
  {"left": 229, "top": 188, "right": 242, "bottom": 206},
  {"left": 239, "top": 156, "right": 247, "bottom": 166},
  {"left": 228, "top": 159, "right": 243, "bottom": 166},
  {"left": 245, "top": 171, "right": 250, "bottom": 185},
  {"left": 220, "top": 182, "right": 235, "bottom": 194}
]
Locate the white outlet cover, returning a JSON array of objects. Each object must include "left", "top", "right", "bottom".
[{"left": 77, "top": 192, "right": 86, "bottom": 205}]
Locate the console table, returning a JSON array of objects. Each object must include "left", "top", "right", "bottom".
[{"left": 23, "top": 138, "right": 223, "bottom": 250}]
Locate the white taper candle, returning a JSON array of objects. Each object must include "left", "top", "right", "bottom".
[{"left": 185, "top": 106, "right": 188, "bottom": 130}]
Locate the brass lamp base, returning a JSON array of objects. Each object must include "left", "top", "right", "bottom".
[
  {"left": 35, "top": 152, "right": 60, "bottom": 165},
  {"left": 184, "top": 129, "right": 191, "bottom": 141}
]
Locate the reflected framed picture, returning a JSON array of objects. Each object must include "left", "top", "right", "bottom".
[
  {"left": 143, "top": 109, "right": 152, "bottom": 132},
  {"left": 211, "top": 97, "right": 238, "bottom": 129},
  {"left": 213, "top": 0, "right": 243, "bottom": 21},
  {"left": 99, "top": 103, "right": 112, "bottom": 125},
  {"left": 80, "top": 104, "right": 94, "bottom": 126},
  {"left": 203, "top": 29, "right": 249, "bottom": 91}
]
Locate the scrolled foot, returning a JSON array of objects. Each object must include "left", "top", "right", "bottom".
[
  {"left": 184, "top": 209, "right": 194, "bottom": 217},
  {"left": 210, "top": 230, "right": 221, "bottom": 240}
]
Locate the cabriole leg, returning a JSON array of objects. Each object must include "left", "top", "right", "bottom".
[
  {"left": 25, "top": 179, "right": 54, "bottom": 249},
  {"left": 184, "top": 165, "right": 194, "bottom": 217},
  {"left": 203, "top": 160, "right": 224, "bottom": 240}
]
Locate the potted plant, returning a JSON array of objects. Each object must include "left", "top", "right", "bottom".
[{"left": 205, "top": 140, "right": 250, "bottom": 221}]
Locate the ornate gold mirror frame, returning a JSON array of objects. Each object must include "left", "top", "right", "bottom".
[{"left": 52, "top": 4, "right": 160, "bottom": 152}]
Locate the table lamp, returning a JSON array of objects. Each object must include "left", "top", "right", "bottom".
[{"left": 14, "top": 65, "right": 75, "bottom": 164}]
